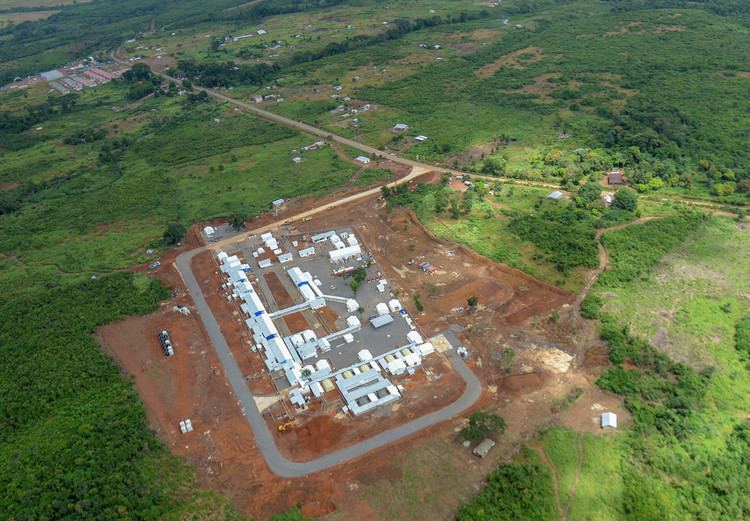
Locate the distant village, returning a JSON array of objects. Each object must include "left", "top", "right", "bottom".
[{"left": 2, "top": 59, "right": 122, "bottom": 94}]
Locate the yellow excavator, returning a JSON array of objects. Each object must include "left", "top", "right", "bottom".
[{"left": 277, "top": 421, "right": 295, "bottom": 432}]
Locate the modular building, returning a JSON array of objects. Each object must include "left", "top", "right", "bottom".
[
  {"left": 329, "top": 244, "right": 361, "bottom": 262},
  {"left": 311, "top": 231, "right": 336, "bottom": 243},
  {"left": 336, "top": 369, "right": 400, "bottom": 416}
]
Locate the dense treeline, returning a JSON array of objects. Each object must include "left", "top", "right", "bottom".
[
  {"left": 287, "top": 11, "right": 491, "bottom": 67},
  {"left": 734, "top": 315, "right": 750, "bottom": 361},
  {"left": 456, "top": 449, "right": 557, "bottom": 520},
  {"left": 603, "top": 0, "right": 750, "bottom": 19},
  {"left": 0, "top": 93, "right": 78, "bottom": 145},
  {"left": 178, "top": 11, "right": 491, "bottom": 88},
  {"left": 176, "top": 59, "right": 281, "bottom": 88},
  {"left": 508, "top": 205, "right": 599, "bottom": 274},
  {"left": 0, "top": 273, "right": 189, "bottom": 518}
]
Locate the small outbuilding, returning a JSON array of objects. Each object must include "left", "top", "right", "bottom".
[
  {"left": 601, "top": 412, "right": 618, "bottom": 429},
  {"left": 473, "top": 438, "right": 495, "bottom": 458},
  {"left": 546, "top": 190, "right": 564, "bottom": 202},
  {"left": 607, "top": 169, "right": 625, "bottom": 185},
  {"left": 355, "top": 156, "right": 371, "bottom": 165},
  {"left": 392, "top": 123, "right": 409, "bottom": 132}
]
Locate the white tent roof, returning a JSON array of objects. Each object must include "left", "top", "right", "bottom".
[{"left": 601, "top": 412, "right": 618, "bottom": 428}]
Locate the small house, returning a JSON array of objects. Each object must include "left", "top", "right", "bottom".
[
  {"left": 415, "top": 135, "right": 428, "bottom": 142},
  {"left": 355, "top": 156, "right": 371, "bottom": 165},
  {"left": 473, "top": 438, "right": 495, "bottom": 458},
  {"left": 601, "top": 412, "right": 618, "bottom": 429},
  {"left": 292, "top": 156, "right": 303, "bottom": 164},
  {"left": 607, "top": 169, "right": 625, "bottom": 185},
  {"left": 546, "top": 190, "right": 564, "bottom": 202},
  {"left": 256, "top": 29, "right": 267, "bottom": 35},
  {"left": 271, "top": 198, "right": 285, "bottom": 207},
  {"left": 392, "top": 123, "right": 409, "bottom": 132}
]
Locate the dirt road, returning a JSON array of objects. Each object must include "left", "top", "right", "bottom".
[
  {"left": 209, "top": 165, "right": 429, "bottom": 249},
  {"left": 113, "top": 49, "right": 749, "bottom": 217},
  {"left": 574, "top": 217, "right": 662, "bottom": 309}
]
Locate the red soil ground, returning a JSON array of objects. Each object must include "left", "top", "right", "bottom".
[{"left": 99, "top": 193, "right": 625, "bottom": 520}]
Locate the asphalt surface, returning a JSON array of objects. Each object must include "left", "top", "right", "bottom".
[{"left": 176, "top": 246, "right": 482, "bottom": 478}]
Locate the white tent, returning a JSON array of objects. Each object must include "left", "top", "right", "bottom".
[
  {"left": 346, "top": 316, "right": 361, "bottom": 328},
  {"left": 601, "top": 412, "right": 618, "bottom": 429},
  {"left": 407, "top": 331, "right": 423, "bottom": 345},
  {"left": 376, "top": 302, "right": 390, "bottom": 316}
]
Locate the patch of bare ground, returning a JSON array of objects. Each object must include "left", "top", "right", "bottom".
[
  {"left": 446, "top": 136, "right": 512, "bottom": 169},
  {"left": 604, "top": 21, "right": 643, "bottom": 37},
  {"left": 520, "top": 73, "right": 562, "bottom": 103},
  {"left": 475, "top": 45, "right": 546, "bottom": 78},
  {"left": 654, "top": 24, "right": 686, "bottom": 33}
]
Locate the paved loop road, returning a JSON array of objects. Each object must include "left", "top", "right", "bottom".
[
  {"left": 176, "top": 245, "right": 481, "bottom": 477},
  {"left": 114, "top": 49, "right": 746, "bottom": 477}
]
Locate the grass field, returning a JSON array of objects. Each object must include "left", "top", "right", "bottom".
[
  {"left": 598, "top": 217, "right": 750, "bottom": 368},
  {"left": 458, "top": 428, "right": 626, "bottom": 521},
  {"left": 0, "top": 10, "right": 59, "bottom": 26},
  {"left": 0, "top": 82, "right": 357, "bottom": 283},
  {"left": 587, "top": 215, "right": 750, "bottom": 519},
  {"left": 459, "top": 214, "right": 750, "bottom": 519},
  {"left": 417, "top": 183, "right": 592, "bottom": 291}
]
